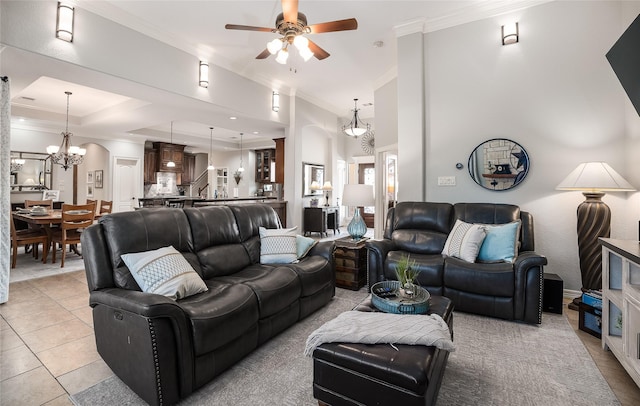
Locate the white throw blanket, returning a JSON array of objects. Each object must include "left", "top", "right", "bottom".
[{"left": 304, "top": 310, "right": 455, "bottom": 356}]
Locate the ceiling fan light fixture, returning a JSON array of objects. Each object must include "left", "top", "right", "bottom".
[
  {"left": 267, "top": 38, "right": 282, "bottom": 55},
  {"left": 293, "top": 35, "right": 309, "bottom": 50},
  {"left": 299, "top": 46, "right": 314, "bottom": 62},
  {"left": 275, "top": 48, "right": 289, "bottom": 64}
]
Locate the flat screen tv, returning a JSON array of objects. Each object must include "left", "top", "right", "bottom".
[{"left": 607, "top": 14, "right": 640, "bottom": 117}]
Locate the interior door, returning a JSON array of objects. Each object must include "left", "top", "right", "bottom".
[
  {"left": 114, "top": 158, "right": 139, "bottom": 212},
  {"left": 358, "top": 163, "right": 375, "bottom": 228}
]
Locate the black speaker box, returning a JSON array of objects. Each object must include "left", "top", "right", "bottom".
[{"left": 543, "top": 273, "right": 564, "bottom": 314}]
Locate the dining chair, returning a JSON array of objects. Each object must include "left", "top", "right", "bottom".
[
  {"left": 50, "top": 202, "right": 96, "bottom": 267},
  {"left": 99, "top": 200, "right": 113, "bottom": 214},
  {"left": 10, "top": 214, "right": 49, "bottom": 268},
  {"left": 25, "top": 199, "right": 53, "bottom": 209}
]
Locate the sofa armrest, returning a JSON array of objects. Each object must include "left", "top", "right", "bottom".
[
  {"left": 366, "top": 239, "right": 396, "bottom": 291},
  {"left": 89, "top": 288, "right": 193, "bottom": 405},
  {"left": 308, "top": 240, "right": 335, "bottom": 263},
  {"left": 513, "top": 251, "right": 548, "bottom": 324}
]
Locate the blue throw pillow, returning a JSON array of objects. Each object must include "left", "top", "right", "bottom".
[
  {"left": 477, "top": 220, "right": 521, "bottom": 263},
  {"left": 296, "top": 235, "right": 317, "bottom": 259}
]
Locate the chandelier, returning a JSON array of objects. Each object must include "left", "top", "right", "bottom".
[
  {"left": 10, "top": 158, "right": 25, "bottom": 172},
  {"left": 342, "top": 98, "right": 370, "bottom": 137},
  {"left": 47, "top": 91, "right": 86, "bottom": 171}
]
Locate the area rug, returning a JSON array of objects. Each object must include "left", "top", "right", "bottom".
[
  {"left": 71, "top": 291, "right": 619, "bottom": 406},
  {"left": 10, "top": 251, "right": 85, "bottom": 283}
]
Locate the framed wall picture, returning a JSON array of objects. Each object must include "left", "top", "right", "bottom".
[
  {"left": 42, "top": 190, "right": 60, "bottom": 201},
  {"left": 87, "top": 184, "right": 94, "bottom": 198},
  {"left": 87, "top": 171, "right": 94, "bottom": 184},
  {"left": 95, "top": 170, "right": 103, "bottom": 189}
]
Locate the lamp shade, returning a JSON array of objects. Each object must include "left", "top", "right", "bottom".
[
  {"left": 556, "top": 162, "right": 635, "bottom": 192},
  {"left": 322, "top": 181, "right": 333, "bottom": 191},
  {"left": 310, "top": 181, "right": 320, "bottom": 191},
  {"left": 342, "top": 184, "right": 374, "bottom": 207}
]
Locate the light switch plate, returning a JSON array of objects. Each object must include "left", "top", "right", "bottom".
[{"left": 438, "top": 176, "right": 456, "bottom": 186}]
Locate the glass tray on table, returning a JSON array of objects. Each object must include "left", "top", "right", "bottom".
[{"left": 371, "top": 281, "right": 431, "bottom": 314}]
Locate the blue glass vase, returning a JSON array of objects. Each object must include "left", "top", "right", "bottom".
[{"left": 347, "top": 207, "right": 367, "bottom": 240}]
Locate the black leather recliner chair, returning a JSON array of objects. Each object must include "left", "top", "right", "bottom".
[{"left": 367, "top": 202, "right": 547, "bottom": 324}]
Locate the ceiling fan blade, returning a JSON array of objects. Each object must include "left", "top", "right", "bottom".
[
  {"left": 308, "top": 39, "right": 330, "bottom": 60},
  {"left": 281, "top": 0, "right": 298, "bottom": 23},
  {"left": 256, "top": 49, "right": 272, "bottom": 59},
  {"left": 308, "top": 18, "right": 358, "bottom": 34},
  {"left": 225, "top": 24, "right": 274, "bottom": 33}
]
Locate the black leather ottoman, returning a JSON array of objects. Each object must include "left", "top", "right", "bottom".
[{"left": 312, "top": 295, "right": 454, "bottom": 406}]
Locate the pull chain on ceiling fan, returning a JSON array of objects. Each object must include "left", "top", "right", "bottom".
[{"left": 225, "top": 0, "right": 358, "bottom": 64}]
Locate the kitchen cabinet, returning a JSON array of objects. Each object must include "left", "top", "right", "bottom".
[
  {"left": 144, "top": 149, "right": 158, "bottom": 184},
  {"left": 153, "top": 142, "right": 184, "bottom": 172},
  {"left": 180, "top": 153, "right": 196, "bottom": 185},
  {"left": 255, "top": 148, "right": 275, "bottom": 183}
]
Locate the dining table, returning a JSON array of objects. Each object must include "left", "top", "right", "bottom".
[{"left": 12, "top": 208, "right": 101, "bottom": 259}]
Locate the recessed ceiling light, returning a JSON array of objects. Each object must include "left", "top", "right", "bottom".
[
  {"left": 253, "top": 131, "right": 259, "bottom": 134},
  {"left": 229, "top": 116, "right": 237, "bottom": 120},
  {"left": 18, "top": 117, "right": 25, "bottom": 122}
]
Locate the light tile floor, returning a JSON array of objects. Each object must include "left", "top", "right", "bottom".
[{"left": 2, "top": 249, "right": 640, "bottom": 405}]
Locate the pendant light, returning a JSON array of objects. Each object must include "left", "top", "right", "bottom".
[
  {"left": 342, "top": 98, "right": 370, "bottom": 137},
  {"left": 238, "top": 132, "right": 245, "bottom": 172},
  {"left": 233, "top": 132, "right": 244, "bottom": 185},
  {"left": 207, "top": 127, "right": 215, "bottom": 171},
  {"left": 167, "top": 121, "right": 176, "bottom": 168}
]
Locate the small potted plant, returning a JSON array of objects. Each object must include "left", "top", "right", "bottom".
[{"left": 395, "top": 254, "right": 419, "bottom": 298}]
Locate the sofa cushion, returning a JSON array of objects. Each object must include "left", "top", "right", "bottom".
[
  {"left": 389, "top": 202, "right": 452, "bottom": 255},
  {"left": 99, "top": 209, "right": 196, "bottom": 290},
  {"left": 285, "top": 256, "right": 334, "bottom": 297},
  {"left": 441, "top": 220, "right": 487, "bottom": 263},
  {"left": 259, "top": 227, "right": 298, "bottom": 264},
  {"left": 121, "top": 246, "right": 208, "bottom": 300},
  {"left": 216, "top": 264, "right": 302, "bottom": 318},
  {"left": 385, "top": 251, "right": 444, "bottom": 291},
  {"left": 178, "top": 281, "right": 259, "bottom": 356},
  {"left": 196, "top": 244, "right": 253, "bottom": 278},
  {"left": 477, "top": 221, "right": 521, "bottom": 263},
  {"left": 443, "top": 258, "right": 514, "bottom": 297}
]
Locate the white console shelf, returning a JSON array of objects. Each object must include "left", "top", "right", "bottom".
[{"left": 601, "top": 238, "right": 640, "bottom": 388}]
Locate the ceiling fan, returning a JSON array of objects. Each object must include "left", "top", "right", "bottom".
[{"left": 225, "top": 0, "right": 358, "bottom": 64}]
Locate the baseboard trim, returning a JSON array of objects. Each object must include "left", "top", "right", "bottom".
[{"left": 564, "top": 289, "right": 581, "bottom": 300}]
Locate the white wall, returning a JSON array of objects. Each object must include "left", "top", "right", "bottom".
[{"left": 393, "top": 1, "right": 640, "bottom": 290}]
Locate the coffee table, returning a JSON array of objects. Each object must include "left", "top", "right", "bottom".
[{"left": 312, "top": 295, "right": 454, "bottom": 406}]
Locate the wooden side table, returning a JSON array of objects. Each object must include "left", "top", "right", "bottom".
[{"left": 334, "top": 237, "right": 368, "bottom": 290}]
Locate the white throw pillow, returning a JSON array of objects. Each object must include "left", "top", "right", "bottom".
[
  {"left": 121, "top": 246, "right": 208, "bottom": 300},
  {"left": 442, "top": 220, "right": 487, "bottom": 263},
  {"left": 260, "top": 227, "right": 298, "bottom": 264}
]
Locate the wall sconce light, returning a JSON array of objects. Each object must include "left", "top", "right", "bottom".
[
  {"left": 272, "top": 91, "right": 280, "bottom": 112},
  {"left": 199, "top": 61, "right": 209, "bottom": 88},
  {"left": 502, "top": 22, "right": 519, "bottom": 45},
  {"left": 56, "top": 2, "right": 75, "bottom": 42}
]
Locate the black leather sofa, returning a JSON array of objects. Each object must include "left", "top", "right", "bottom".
[
  {"left": 367, "top": 202, "right": 547, "bottom": 324},
  {"left": 80, "top": 204, "right": 335, "bottom": 406}
]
